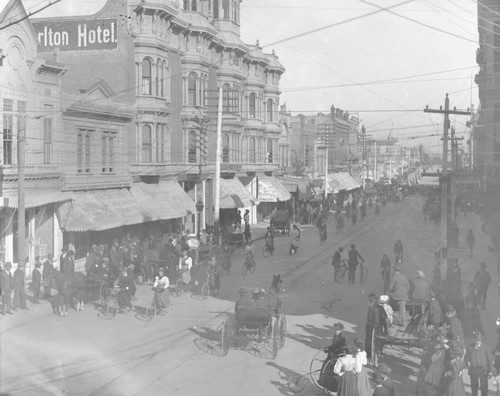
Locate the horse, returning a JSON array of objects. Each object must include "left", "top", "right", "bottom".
[{"left": 47, "top": 269, "right": 86, "bottom": 316}]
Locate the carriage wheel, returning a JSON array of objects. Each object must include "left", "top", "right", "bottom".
[
  {"left": 277, "top": 314, "right": 287, "bottom": 349},
  {"left": 201, "top": 282, "right": 209, "bottom": 299},
  {"left": 146, "top": 300, "right": 157, "bottom": 320},
  {"left": 175, "top": 279, "right": 183, "bottom": 296},
  {"left": 309, "top": 349, "right": 334, "bottom": 393},
  {"left": 220, "top": 316, "right": 232, "bottom": 356},
  {"left": 249, "top": 260, "right": 256, "bottom": 274},
  {"left": 263, "top": 245, "right": 269, "bottom": 257},
  {"left": 242, "top": 263, "right": 248, "bottom": 276},
  {"left": 270, "top": 317, "right": 279, "bottom": 359}
]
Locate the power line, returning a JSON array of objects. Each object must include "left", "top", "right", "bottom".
[{"left": 0, "top": 0, "right": 62, "bottom": 31}]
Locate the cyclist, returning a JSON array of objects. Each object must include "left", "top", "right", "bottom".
[
  {"left": 318, "top": 217, "right": 327, "bottom": 244},
  {"left": 289, "top": 224, "right": 300, "bottom": 255},
  {"left": 152, "top": 268, "right": 170, "bottom": 313},
  {"left": 331, "top": 247, "right": 344, "bottom": 282},
  {"left": 264, "top": 226, "right": 275, "bottom": 254},
  {"left": 221, "top": 241, "right": 233, "bottom": 273},
  {"left": 380, "top": 254, "right": 391, "bottom": 293},
  {"left": 348, "top": 244, "right": 364, "bottom": 284},
  {"left": 394, "top": 240, "right": 404, "bottom": 265},
  {"left": 115, "top": 269, "right": 134, "bottom": 313},
  {"left": 244, "top": 240, "right": 255, "bottom": 270}
]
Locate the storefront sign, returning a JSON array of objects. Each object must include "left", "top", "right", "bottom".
[{"left": 33, "top": 19, "right": 118, "bottom": 51}]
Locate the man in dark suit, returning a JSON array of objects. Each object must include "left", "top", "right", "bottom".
[
  {"left": 13, "top": 263, "right": 28, "bottom": 310},
  {"left": 42, "top": 254, "right": 55, "bottom": 298},
  {"left": 1, "top": 262, "right": 13, "bottom": 314},
  {"left": 61, "top": 250, "right": 75, "bottom": 276},
  {"left": 372, "top": 372, "right": 391, "bottom": 396}
]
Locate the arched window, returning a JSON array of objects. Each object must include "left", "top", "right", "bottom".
[
  {"left": 267, "top": 139, "right": 273, "bottom": 163},
  {"left": 192, "top": 0, "right": 197, "bottom": 11},
  {"left": 222, "top": 133, "right": 229, "bottom": 163},
  {"left": 142, "top": 58, "right": 152, "bottom": 95},
  {"left": 183, "top": 0, "right": 189, "bottom": 9},
  {"left": 142, "top": 125, "right": 152, "bottom": 162},
  {"left": 213, "top": 0, "right": 219, "bottom": 18},
  {"left": 249, "top": 93, "right": 256, "bottom": 118},
  {"left": 222, "top": 83, "right": 231, "bottom": 113},
  {"left": 267, "top": 98, "right": 273, "bottom": 122},
  {"left": 161, "top": 60, "right": 166, "bottom": 98},
  {"left": 188, "top": 72, "right": 197, "bottom": 105},
  {"left": 249, "top": 137, "right": 256, "bottom": 163},
  {"left": 188, "top": 130, "right": 197, "bottom": 163}
]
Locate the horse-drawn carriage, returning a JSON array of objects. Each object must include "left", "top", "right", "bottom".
[
  {"left": 219, "top": 283, "right": 286, "bottom": 359},
  {"left": 271, "top": 210, "right": 291, "bottom": 235}
]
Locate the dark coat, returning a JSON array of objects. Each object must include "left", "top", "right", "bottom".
[
  {"left": 373, "top": 385, "right": 392, "bottom": 396},
  {"left": 32, "top": 268, "right": 42, "bottom": 286},
  {"left": 109, "top": 247, "right": 123, "bottom": 268},
  {"left": 42, "top": 259, "right": 54, "bottom": 280},
  {"left": 61, "top": 257, "right": 75, "bottom": 275},
  {"left": 13, "top": 268, "right": 25, "bottom": 291},
  {"left": 0, "top": 270, "right": 13, "bottom": 292},
  {"left": 330, "top": 332, "right": 347, "bottom": 356}
]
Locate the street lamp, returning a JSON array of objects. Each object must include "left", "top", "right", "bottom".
[{"left": 195, "top": 200, "right": 204, "bottom": 236}]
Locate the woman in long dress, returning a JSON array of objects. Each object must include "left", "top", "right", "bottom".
[
  {"left": 334, "top": 345, "right": 360, "bottom": 396},
  {"left": 424, "top": 341, "right": 447, "bottom": 393},
  {"left": 178, "top": 250, "right": 192, "bottom": 292},
  {"left": 354, "top": 341, "right": 372, "bottom": 396}
]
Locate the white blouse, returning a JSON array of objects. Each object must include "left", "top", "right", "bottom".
[
  {"left": 334, "top": 354, "right": 356, "bottom": 376},
  {"left": 154, "top": 275, "right": 169, "bottom": 289}
]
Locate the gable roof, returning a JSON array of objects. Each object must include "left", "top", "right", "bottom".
[{"left": 0, "top": 0, "right": 39, "bottom": 41}]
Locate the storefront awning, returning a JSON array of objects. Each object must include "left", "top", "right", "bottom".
[
  {"left": 329, "top": 172, "right": 361, "bottom": 192},
  {"left": 62, "top": 188, "right": 145, "bottom": 232},
  {"left": 257, "top": 176, "right": 291, "bottom": 202},
  {"left": 2, "top": 190, "right": 73, "bottom": 209},
  {"left": 220, "top": 178, "right": 258, "bottom": 209},
  {"left": 277, "top": 178, "right": 312, "bottom": 200},
  {"left": 130, "top": 181, "right": 195, "bottom": 221}
]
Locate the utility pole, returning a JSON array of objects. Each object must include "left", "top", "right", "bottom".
[
  {"left": 213, "top": 86, "right": 223, "bottom": 246},
  {"left": 424, "top": 93, "right": 470, "bottom": 279},
  {"left": 323, "top": 124, "right": 329, "bottom": 200},
  {"left": 374, "top": 141, "right": 377, "bottom": 181},
  {"left": 17, "top": 123, "right": 25, "bottom": 268}
]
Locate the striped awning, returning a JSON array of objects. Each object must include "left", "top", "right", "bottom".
[
  {"left": 257, "top": 176, "right": 291, "bottom": 202},
  {"left": 329, "top": 172, "right": 361, "bottom": 192},
  {"left": 220, "top": 178, "right": 258, "bottom": 209},
  {"left": 277, "top": 177, "right": 312, "bottom": 200}
]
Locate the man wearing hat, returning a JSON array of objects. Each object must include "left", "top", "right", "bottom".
[
  {"left": 411, "top": 270, "right": 429, "bottom": 316},
  {"left": 331, "top": 247, "right": 343, "bottom": 282},
  {"left": 464, "top": 331, "right": 495, "bottom": 396},
  {"left": 13, "top": 261, "right": 28, "bottom": 311},
  {"left": 42, "top": 253, "right": 55, "bottom": 298},
  {"left": 1, "top": 262, "right": 13, "bottom": 315},
  {"left": 427, "top": 290, "right": 443, "bottom": 328},
  {"left": 473, "top": 262, "right": 491, "bottom": 310},
  {"left": 446, "top": 305, "right": 465, "bottom": 350},
  {"left": 85, "top": 244, "right": 99, "bottom": 279},
  {"left": 347, "top": 244, "right": 364, "bottom": 284},
  {"left": 365, "top": 293, "right": 388, "bottom": 362},
  {"left": 389, "top": 266, "right": 410, "bottom": 326},
  {"left": 372, "top": 372, "right": 392, "bottom": 396}
]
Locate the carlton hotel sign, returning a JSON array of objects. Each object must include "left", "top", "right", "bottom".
[{"left": 32, "top": 19, "right": 118, "bottom": 51}]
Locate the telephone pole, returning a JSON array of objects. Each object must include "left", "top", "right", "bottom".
[
  {"left": 213, "top": 86, "right": 223, "bottom": 245},
  {"left": 424, "top": 93, "right": 470, "bottom": 279},
  {"left": 17, "top": 124, "right": 25, "bottom": 268}
]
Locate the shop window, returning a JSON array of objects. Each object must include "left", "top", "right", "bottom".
[
  {"left": 222, "top": 133, "right": 229, "bottom": 163},
  {"left": 222, "top": 83, "right": 231, "bottom": 113},
  {"left": 142, "top": 58, "right": 152, "bottom": 95},
  {"left": 142, "top": 125, "right": 152, "bottom": 163}
]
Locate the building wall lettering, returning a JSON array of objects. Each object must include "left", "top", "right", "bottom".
[{"left": 33, "top": 19, "right": 117, "bottom": 51}]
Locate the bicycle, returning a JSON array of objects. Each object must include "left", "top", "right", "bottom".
[
  {"left": 146, "top": 290, "right": 168, "bottom": 320},
  {"left": 263, "top": 239, "right": 275, "bottom": 257},
  {"left": 242, "top": 252, "right": 256, "bottom": 276},
  {"left": 335, "top": 259, "right": 347, "bottom": 283},
  {"left": 201, "top": 261, "right": 220, "bottom": 298},
  {"left": 360, "top": 262, "right": 368, "bottom": 286}
]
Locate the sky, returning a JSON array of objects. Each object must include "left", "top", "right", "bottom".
[{"left": 10, "top": 0, "right": 480, "bottom": 154}]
